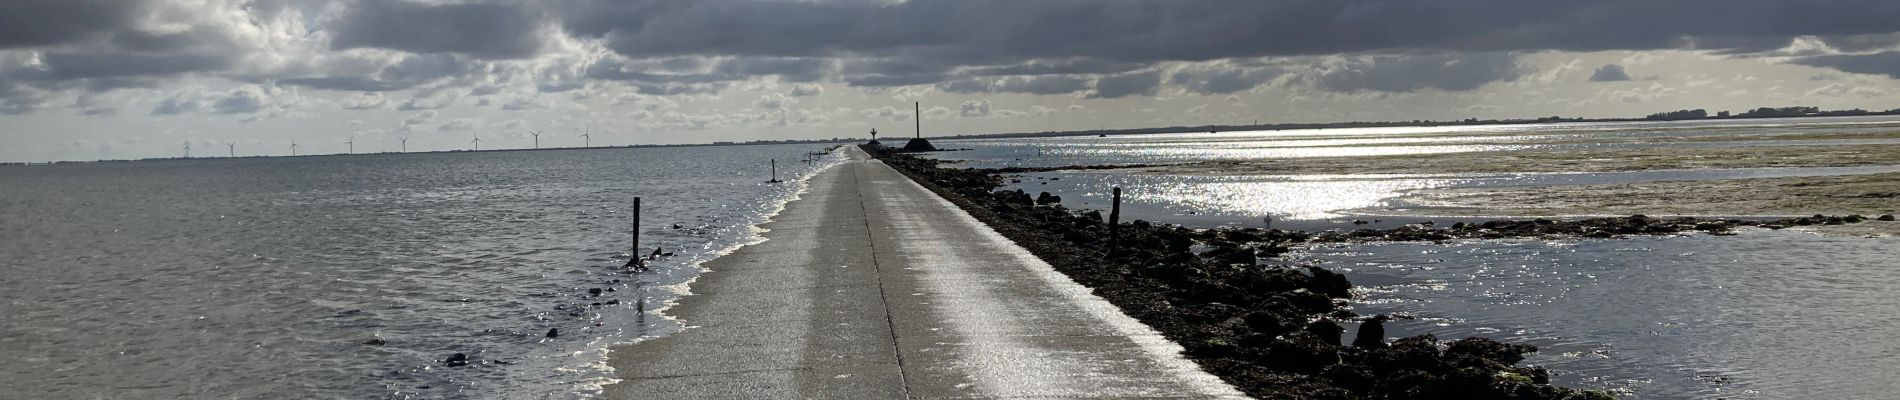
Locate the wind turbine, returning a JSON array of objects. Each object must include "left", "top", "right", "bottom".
[
  {"left": 526, "top": 130, "right": 542, "bottom": 149},
  {"left": 399, "top": 137, "right": 408, "bottom": 153},
  {"left": 290, "top": 139, "right": 300, "bottom": 156},
  {"left": 182, "top": 142, "right": 191, "bottom": 158},
  {"left": 345, "top": 136, "right": 355, "bottom": 154},
  {"left": 579, "top": 128, "right": 591, "bottom": 148},
  {"left": 227, "top": 143, "right": 235, "bottom": 157},
  {"left": 471, "top": 133, "right": 482, "bottom": 151}
]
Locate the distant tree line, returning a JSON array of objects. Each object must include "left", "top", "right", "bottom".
[
  {"left": 1646, "top": 106, "right": 1890, "bottom": 121},
  {"left": 1646, "top": 109, "right": 1709, "bottom": 120}
]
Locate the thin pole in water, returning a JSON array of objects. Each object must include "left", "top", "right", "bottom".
[
  {"left": 769, "top": 159, "right": 781, "bottom": 183},
  {"left": 1109, "top": 187, "right": 1122, "bottom": 250},
  {"left": 626, "top": 197, "right": 643, "bottom": 270},
  {"left": 633, "top": 197, "right": 641, "bottom": 255}
]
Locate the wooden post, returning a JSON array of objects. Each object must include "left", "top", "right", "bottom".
[
  {"left": 1109, "top": 187, "right": 1122, "bottom": 250},
  {"left": 631, "top": 197, "right": 641, "bottom": 262}
]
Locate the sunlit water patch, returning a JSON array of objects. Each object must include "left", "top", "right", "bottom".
[
  {"left": 0, "top": 145, "right": 844, "bottom": 399},
  {"left": 998, "top": 165, "right": 1900, "bottom": 229},
  {"left": 1290, "top": 230, "right": 1900, "bottom": 399},
  {"left": 930, "top": 115, "right": 1900, "bottom": 169}
]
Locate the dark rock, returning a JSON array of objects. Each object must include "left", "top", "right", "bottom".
[
  {"left": 588, "top": 288, "right": 603, "bottom": 296},
  {"left": 1306, "top": 267, "right": 1353, "bottom": 298},
  {"left": 1306, "top": 319, "right": 1344, "bottom": 346},
  {"left": 546, "top": 328, "right": 559, "bottom": 338},
  {"left": 1353, "top": 315, "right": 1388, "bottom": 349},
  {"left": 1243, "top": 310, "right": 1294, "bottom": 335},
  {"left": 1035, "top": 191, "right": 1062, "bottom": 205},
  {"left": 1445, "top": 337, "right": 1536, "bottom": 365},
  {"left": 362, "top": 336, "right": 386, "bottom": 346},
  {"left": 1274, "top": 290, "right": 1337, "bottom": 315},
  {"left": 1321, "top": 364, "right": 1376, "bottom": 392},
  {"left": 1264, "top": 332, "right": 1341, "bottom": 374},
  {"left": 444, "top": 353, "right": 469, "bottom": 367},
  {"left": 1880, "top": 214, "right": 1897, "bottom": 221}
]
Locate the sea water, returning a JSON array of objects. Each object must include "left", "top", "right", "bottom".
[
  {"left": 921, "top": 117, "right": 1900, "bottom": 399},
  {"left": 0, "top": 144, "right": 842, "bottom": 399}
]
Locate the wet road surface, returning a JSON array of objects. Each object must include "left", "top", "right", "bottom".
[{"left": 602, "top": 147, "right": 1243, "bottom": 399}]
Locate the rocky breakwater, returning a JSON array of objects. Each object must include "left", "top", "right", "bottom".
[{"left": 865, "top": 145, "right": 1615, "bottom": 400}]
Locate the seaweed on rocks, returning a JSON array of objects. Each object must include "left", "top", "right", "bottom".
[{"left": 864, "top": 146, "right": 1609, "bottom": 400}]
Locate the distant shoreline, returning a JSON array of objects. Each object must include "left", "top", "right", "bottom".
[
  {"left": 8, "top": 109, "right": 1897, "bottom": 166},
  {"left": 0, "top": 139, "right": 859, "bottom": 166},
  {"left": 945, "top": 107, "right": 1900, "bottom": 141}
]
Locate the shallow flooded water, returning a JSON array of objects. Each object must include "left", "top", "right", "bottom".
[
  {"left": 931, "top": 115, "right": 1900, "bottom": 169},
  {"left": 930, "top": 116, "right": 1900, "bottom": 228},
  {"left": 995, "top": 165, "right": 1900, "bottom": 227},
  {"left": 0, "top": 145, "right": 841, "bottom": 399},
  {"left": 1291, "top": 229, "right": 1900, "bottom": 399},
  {"left": 925, "top": 117, "right": 1900, "bottom": 398}
]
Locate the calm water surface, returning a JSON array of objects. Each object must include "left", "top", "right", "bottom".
[
  {"left": 0, "top": 145, "right": 842, "bottom": 399},
  {"left": 926, "top": 117, "right": 1900, "bottom": 398},
  {"left": 930, "top": 115, "right": 1900, "bottom": 170},
  {"left": 1293, "top": 230, "right": 1900, "bottom": 400},
  {"left": 930, "top": 116, "right": 1900, "bottom": 226}
]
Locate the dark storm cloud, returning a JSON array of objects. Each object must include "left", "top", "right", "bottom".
[
  {"left": 331, "top": 1, "right": 546, "bottom": 59},
  {"left": 1, "top": 0, "right": 1897, "bottom": 120},
  {"left": 562, "top": 0, "right": 1900, "bottom": 63},
  {"left": 1090, "top": 71, "right": 1162, "bottom": 99},
  {"left": 1589, "top": 64, "right": 1633, "bottom": 82},
  {"left": 0, "top": 0, "right": 142, "bottom": 49},
  {"left": 42, "top": 52, "right": 234, "bottom": 80},
  {"left": 0, "top": 1, "right": 239, "bottom": 93},
  {"left": 631, "top": 82, "right": 729, "bottom": 96},
  {"left": 839, "top": 58, "right": 954, "bottom": 87},
  {"left": 935, "top": 79, "right": 990, "bottom": 93},
  {"left": 1794, "top": 52, "right": 1900, "bottom": 79},
  {"left": 961, "top": 59, "right": 1147, "bottom": 77},
  {"left": 1313, "top": 53, "right": 1523, "bottom": 93},
  {"left": 149, "top": 94, "right": 200, "bottom": 115}
]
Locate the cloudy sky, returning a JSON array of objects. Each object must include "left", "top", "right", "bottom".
[{"left": 3, "top": 0, "right": 1900, "bottom": 162}]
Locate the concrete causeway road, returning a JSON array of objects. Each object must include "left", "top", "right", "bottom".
[{"left": 602, "top": 147, "right": 1245, "bottom": 399}]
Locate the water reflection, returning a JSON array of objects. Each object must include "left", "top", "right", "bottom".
[
  {"left": 1006, "top": 165, "right": 1900, "bottom": 225},
  {"left": 1292, "top": 231, "right": 1900, "bottom": 399},
  {"left": 931, "top": 115, "right": 1900, "bottom": 169}
]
